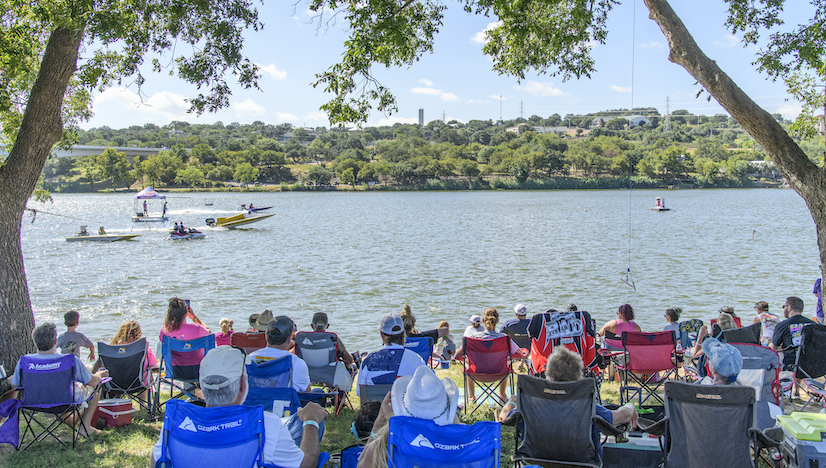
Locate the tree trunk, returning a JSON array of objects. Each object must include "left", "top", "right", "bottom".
[
  {"left": 644, "top": 0, "right": 826, "bottom": 293},
  {"left": 0, "top": 27, "right": 82, "bottom": 383}
]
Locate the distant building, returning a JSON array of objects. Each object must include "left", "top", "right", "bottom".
[{"left": 418, "top": 109, "right": 424, "bottom": 127}]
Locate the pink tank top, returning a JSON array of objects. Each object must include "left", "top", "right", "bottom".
[{"left": 605, "top": 321, "right": 638, "bottom": 349}]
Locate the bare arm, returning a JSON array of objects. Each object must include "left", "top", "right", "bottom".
[
  {"left": 298, "top": 402, "right": 327, "bottom": 468},
  {"left": 337, "top": 338, "right": 355, "bottom": 366},
  {"left": 610, "top": 403, "right": 639, "bottom": 429},
  {"left": 598, "top": 320, "right": 617, "bottom": 337}
]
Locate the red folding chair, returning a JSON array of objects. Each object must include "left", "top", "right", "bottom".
[
  {"left": 461, "top": 336, "right": 515, "bottom": 415},
  {"left": 617, "top": 331, "right": 678, "bottom": 406},
  {"left": 230, "top": 332, "right": 267, "bottom": 354}
]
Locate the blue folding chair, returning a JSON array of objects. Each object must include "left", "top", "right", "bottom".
[
  {"left": 340, "top": 444, "right": 365, "bottom": 468},
  {"left": 387, "top": 416, "right": 501, "bottom": 468},
  {"left": 155, "top": 399, "right": 268, "bottom": 468},
  {"left": 405, "top": 336, "right": 434, "bottom": 366},
  {"left": 17, "top": 354, "right": 98, "bottom": 450},
  {"left": 155, "top": 335, "right": 216, "bottom": 413},
  {"left": 244, "top": 356, "right": 301, "bottom": 417}
]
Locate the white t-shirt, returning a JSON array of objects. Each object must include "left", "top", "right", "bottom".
[
  {"left": 247, "top": 347, "right": 311, "bottom": 393},
  {"left": 463, "top": 325, "right": 484, "bottom": 337},
  {"left": 152, "top": 409, "right": 304, "bottom": 467},
  {"left": 356, "top": 343, "right": 425, "bottom": 397}
]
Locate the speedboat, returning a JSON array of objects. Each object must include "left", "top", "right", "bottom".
[
  {"left": 66, "top": 226, "right": 139, "bottom": 242},
  {"left": 650, "top": 197, "right": 670, "bottom": 211},
  {"left": 240, "top": 204, "right": 272, "bottom": 213},
  {"left": 206, "top": 212, "right": 274, "bottom": 229},
  {"left": 132, "top": 187, "right": 170, "bottom": 222},
  {"left": 167, "top": 229, "right": 206, "bottom": 240}
]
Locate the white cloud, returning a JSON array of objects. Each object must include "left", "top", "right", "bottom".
[
  {"left": 470, "top": 21, "right": 502, "bottom": 45},
  {"left": 95, "top": 87, "right": 190, "bottom": 121},
  {"left": 441, "top": 93, "right": 460, "bottom": 102},
  {"left": 275, "top": 112, "right": 299, "bottom": 123},
  {"left": 233, "top": 99, "right": 266, "bottom": 116},
  {"left": 639, "top": 40, "right": 663, "bottom": 50},
  {"left": 714, "top": 34, "right": 740, "bottom": 48},
  {"left": 411, "top": 87, "right": 442, "bottom": 96},
  {"left": 304, "top": 111, "right": 328, "bottom": 122},
  {"left": 514, "top": 81, "right": 567, "bottom": 97},
  {"left": 610, "top": 85, "right": 632, "bottom": 93},
  {"left": 257, "top": 63, "right": 287, "bottom": 80},
  {"left": 467, "top": 99, "right": 491, "bottom": 105},
  {"left": 488, "top": 94, "right": 506, "bottom": 101},
  {"left": 776, "top": 103, "right": 802, "bottom": 119},
  {"left": 419, "top": 78, "right": 434, "bottom": 87}
]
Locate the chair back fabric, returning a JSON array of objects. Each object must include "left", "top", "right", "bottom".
[
  {"left": 463, "top": 336, "right": 512, "bottom": 376},
  {"left": 19, "top": 354, "right": 76, "bottom": 408},
  {"left": 527, "top": 310, "right": 597, "bottom": 374},
  {"left": 230, "top": 332, "right": 267, "bottom": 355},
  {"left": 387, "top": 416, "right": 500, "bottom": 468},
  {"left": 341, "top": 445, "right": 365, "bottom": 468},
  {"left": 720, "top": 323, "right": 761, "bottom": 345},
  {"left": 161, "top": 335, "right": 215, "bottom": 382},
  {"left": 731, "top": 343, "right": 782, "bottom": 430},
  {"left": 98, "top": 338, "right": 148, "bottom": 392},
  {"left": 295, "top": 331, "right": 339, "bottom": 385},
  {"left": 501, "top": 319, "right": 531, "bottom": 350},
  {"left": 678, "top": 319, "right": 704, "bottom": 350},
  {"left": 155, "top": 400, "right": 265, "bottom": 468},
  {"left": 244, "top": 357, "right": 299, "bottom": 417},
  {"left": 358, "top": 384, "right": 393, "bottom": 404},
  {"left": 664, "top": 381, "right": 756, "bottom": 468},
  {"left": 514, "top": 375, "right": 599, "bottom": 466},
  {"left": 404, "top": 337, "right": 434, "bottom": 366},
  {"left": 795, "top": 323, "right": 826, "bottom": 380},
  {"left": 622, "top": 331, "right": 677, "bottom": 374}
]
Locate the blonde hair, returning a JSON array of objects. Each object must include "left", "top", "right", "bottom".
[
  {"left": 483, "top": 314, "right": 498, "bottom": 330},
  {"left": 437, "top": 320, "right": 449, "bottom": 329},
  {"left": 483, "top": 307, "right": 498, "bottom": 319},
  {"left": 219, "top": 318, "right": 232, "bottom": 333},
  {"left": 400, "top": 305, "right": 418, "bottom": 335},
  {"left": 111, "top": 320, "right": 143, "bottom": 345}
]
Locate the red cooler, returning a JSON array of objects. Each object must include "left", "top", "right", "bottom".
[{"left": 93, "top": 398, "right": 136, "bottom": 428}]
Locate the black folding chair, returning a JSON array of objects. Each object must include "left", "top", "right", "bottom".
[
  {"left": 295, "top": 331, "right": 353, "bottom": 416},
  {"left": 358, "top": 384, "right": 393, "bottom": 405},
  {"left": 719, "top": 323, "right": 761, "bottom": 345},
  {"left": 512, "top": 375, "right": 623, "bottom": 468},
  {"left": 17, "top": 354, "right": 98, "bottom": 449},
  {"left": 645, "top": 381, "right": 781, "bottom": 468},
  {"left": 98, "top": 338, "right": 154, "bottom": 417},
  {"left": 787, "top": 323, "right": 826, "bottom": 411}
]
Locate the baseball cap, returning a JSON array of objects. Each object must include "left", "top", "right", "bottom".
[
  {"left": 378, "top": 313, "right": 404, "bottom": 335},
  {"left": 754, "top": 301, "right": 769, "bottom": 312},
  {"left": 469, "top": 314, "right": 481, "bottom": 324},
  {"left": 199, "top": 346, "right": 245, "bottom": 390},
  {"left": 267, "top": 316, "right": 296, "bottom": 344},
  {"left": 514, "top": 304, "right": 527, "bottom": 316},
  {"left": 702, "top": 338, "right": 742, "bottom": 382}
]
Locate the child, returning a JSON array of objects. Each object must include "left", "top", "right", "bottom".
[
  {"left": 215, "top": 317, "right": 234, "bottom": 346},
  {"left": 57, "top": 310, "right": 95, "bottom": 361}
]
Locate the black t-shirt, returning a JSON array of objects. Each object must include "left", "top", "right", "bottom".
[
  {"left": 772, "top": 314, "right": 814, "bottom": 369},
  {"left": 409, "top": 329, "right": 439, "bottom": 343}
]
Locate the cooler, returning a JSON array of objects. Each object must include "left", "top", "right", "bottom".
[
  {"left": 93, "top": 398, "right": 137, "bottom": 428},
  {"left": 777, "top": 412, "right": 826, "bottom": 468}
]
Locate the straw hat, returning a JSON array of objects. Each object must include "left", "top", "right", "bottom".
[{"left": 391, "top": 366, "right": 458, "bottom": 426}]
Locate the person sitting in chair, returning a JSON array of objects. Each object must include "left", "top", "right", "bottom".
[
  {"left": 248, "top": 315, "right": 311, "bottom": 393},
  {"left": 7, "top": 322, "right": 108, "bottom": 436},
  {"left": 699, "top": 338, "right": 742, "bottom": 386},
  {"left": 151, "top": 346, "right": 327, "bottom": 468},
  {"left": 356, "top": 314, "right": 425, "bottom": 397},
  {"left": 497, "top": 347, "right": 638, "bottom": 459},
  {"left": 310, "top": 312, "right": 356, "bottom": 372}
]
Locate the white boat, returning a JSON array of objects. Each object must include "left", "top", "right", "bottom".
[
  {"left": 132, "top": 187, "right": 170, "bottom": 222},
  {"left": 650, "top": 197, "right": 670, "bottom": 211},
  {"left": 66, "top": 226, "right": 139, "bottom": 242},
  {"left": 205, "top": 212, "right": 274, "bottom": 229},
  {"left": 167, "top": 228, "right": 206, "bottom": 240}
]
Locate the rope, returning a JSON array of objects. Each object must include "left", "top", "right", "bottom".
[
  {"left": 25, "top": 208, "right": 104, "bottom": 224},
  {"left": 623, "top": 0, "right": 637, "bottom": 292}
]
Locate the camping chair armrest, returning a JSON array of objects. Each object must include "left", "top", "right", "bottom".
[
  {"left": 500, "top": 409, "right": 520, "bottom": 427},
  {"left": 592, "top": 415, "right": 625, "bottom": 438},
  {"left": 598, "top": 348, "right": 623, "bottom": 358},
  {"left": 752, "top": 427, "right": 783, "bottom": 450},
  {"left": 637, "top": 417, "right": 667, "bottom": 437}
]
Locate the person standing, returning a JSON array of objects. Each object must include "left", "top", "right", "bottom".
[
  {"left": 814, "top": 278, "right": 822, "bottom": 324},
  {"left": 143, "top": 200, "right": 148, "bottom": 215}
]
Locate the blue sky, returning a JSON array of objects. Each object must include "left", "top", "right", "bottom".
[{"left": 82, "top": 1, "right": 812, "bottom": 130}]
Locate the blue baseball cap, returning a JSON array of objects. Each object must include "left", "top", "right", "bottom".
[{"left": 702, "top": 338, "right": 742, "bottom": 382}]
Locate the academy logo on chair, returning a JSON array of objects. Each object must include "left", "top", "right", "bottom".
[
  {"left": 179, "top": 417, "right": 197, "bottom": 432},
  {"left": 410, "top": 434, "right": 434, "bottom": 449}
]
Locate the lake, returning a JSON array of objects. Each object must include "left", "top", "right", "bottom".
[{"left": 22, "top": 188, "right": 820, "bottom": 352}]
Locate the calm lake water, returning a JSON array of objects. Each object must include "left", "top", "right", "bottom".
[{"left": 22, "top": 189, "right": 820, "bottom": 352}]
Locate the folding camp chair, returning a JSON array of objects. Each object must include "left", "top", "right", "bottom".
[
  {"left": 784, "top": 323, "right": 826, "bottom": 411},
  {"left": 294, "top": 331, "right": 353, "bottom": 416},
  {"left": 616, "top": 331, "right": 678, "bottom": 406},
  {"left": 404, "top": 336, "right": 435, "bottom": 366},
  {"left": 528, "top": 310, "right": 599, "bottom": 376},
  {"left": 17, "top": 354, "right": 98, "bottom": 450},
  {"left": 502, "top": 321, "right": 531, "bottom": 350},
  {"left": 644, "top": 381, "right": 781, "bottom": 468},
  {"left": 720, "top": 323, "right": 761, "bottom": 345},
  {"left": 154, "top": 399, "right": 267, "bottom": 468},
  {"left": 334, "top": 444, "right": 365, "bottom": 468},
  {"left": 461, "top": 336, "right": 515, "bottom": 415},
  {"left": 230, "top": 332, "right": 267, "bottom": 354},
  {"left": 512, "top": 375, "right": 623, "bottom": 468},
  {"left": 155, "top": 335, "right": 215, "bottom": 413},
  {"left": 729, "top": 343, "right": 782, "bottom": 440},
  {"left": 98, "top": 338, "right": 154, "bottom": 417},
  {"left": 244, "top": 356, "right": 301, "bottom": 417},
  {"left": 387, "top": 415, "right": 501, "bottom": 468},
  {"left": 677, "top": 319, "right": 703, "bottom": 357}
]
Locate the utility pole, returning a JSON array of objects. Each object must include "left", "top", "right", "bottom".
[
  {"left": 519, "top": 101, "right": 525, "bottom": 120},
  {"left": 663, "top": 96, "right": 672, "bottom": 132},
  {"left": 442, "top": 110, "right": 446, "bottom": 124}
]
